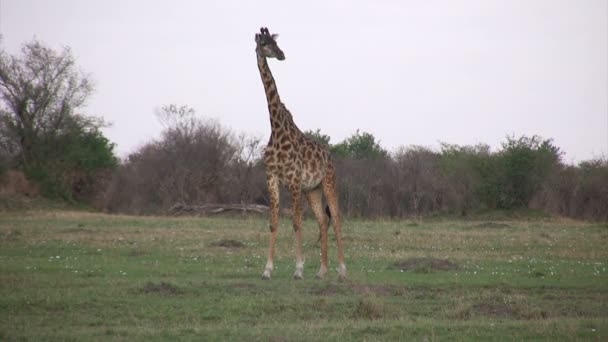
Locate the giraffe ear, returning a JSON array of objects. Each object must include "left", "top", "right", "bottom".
[{"left": 271, "top": 34, "right": 279, "bottom": 41}]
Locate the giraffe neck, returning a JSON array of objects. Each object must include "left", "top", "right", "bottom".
[
  {"left": 256, "top": 53, "right": 281, "bottom": 106},
  {"left": 256, "top": 53, "right": 297, "bottom": 138}
]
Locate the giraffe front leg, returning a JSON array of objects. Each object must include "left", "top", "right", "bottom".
[
  {"left": 262, "top": 174, "right": 280, "bottom": 280},
  {"left": 291, "top": 184, "right": 304, "bottom": 280}
]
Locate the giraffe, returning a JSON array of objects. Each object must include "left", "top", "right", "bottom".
[{"left": 254, "top": 27, "right": 346, "bottom": 280}]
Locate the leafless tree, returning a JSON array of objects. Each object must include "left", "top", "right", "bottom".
[
  {"left": 393, "top": 146, "right": 444, "bottom": 217},
  {"left": 100, "top": 105, "right": 269, "bottom": 214}
]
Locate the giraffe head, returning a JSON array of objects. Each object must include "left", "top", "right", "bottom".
[{"left": 255, "top": 27, "right": 285, "bottom": 60}]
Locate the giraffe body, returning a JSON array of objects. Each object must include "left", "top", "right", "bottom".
[
  {"left": 254, "top": 27, "right": 346, "bottom": 280},
  {"left": 264, "top": 128, "right": 330, "bottom": 192}
]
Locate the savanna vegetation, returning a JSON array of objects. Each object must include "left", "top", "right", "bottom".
[
  {"left": 1, "top": 38, "right": 607, "bottom": 341},
  {"left": 2, "top": 40, "right": 607, "bottom": 222},
  {"left": 1, "top": 211, "right": 607, "bottom": 340}
]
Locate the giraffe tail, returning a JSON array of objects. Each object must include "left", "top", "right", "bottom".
[{"left": 317, "top": 205, "right": 332, "bottom": 243}]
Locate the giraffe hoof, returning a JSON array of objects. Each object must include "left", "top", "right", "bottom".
[
  {"left": 261, "top": 271, "right": 272, "bottom": 280},
  {"left": 293, "top": 268, "right": 304, "bottom": 279},
  {"left": 338, "top": 264, "right": 347, "bottom": 281},
  {"left": 314, "top": 273, "right": 325, "bottom": 280}
]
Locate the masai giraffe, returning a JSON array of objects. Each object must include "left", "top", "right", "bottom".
[{"left": 254, "top": 27, "right": 346, "bottom": 280}]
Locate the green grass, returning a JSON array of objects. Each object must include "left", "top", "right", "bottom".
[{"left": 1, "top": 211, "right": 607, "bottom": 341}]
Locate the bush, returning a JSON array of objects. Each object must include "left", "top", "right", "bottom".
[
  {"left": 335, "top": 157, "right": 394, "bottom": 218},
  {"left": 24, "top": 126, "right": 117, "bottom": 201},
  {"left": 100, "top": 105, "right": 267, "bottom": 215},
  {"left": 101, "top": 116, "right": 607, "bottom": 222},
  {"left": 440, "top": 143, "right": 493, "bottom": 215},
  {"left": 0, "top": 153, "right": 9, "bottom": 177},
  {"left": 393, "top": 146, "right": 443, "bottom": 217},
  {"left": 496, "top": 135, "right": 562, "bottom": 209}
]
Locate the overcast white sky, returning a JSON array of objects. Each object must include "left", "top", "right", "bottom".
[{"left": 2, "top": 0, "right": 607, "bottom": 162}]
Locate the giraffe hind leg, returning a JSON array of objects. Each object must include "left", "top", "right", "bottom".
[
  {"left": 322, "top": 166, "right": 347, "bottom": 280},
  {"left": 305, "top": 187, "right": 329, "bottom": 279},
  {"left": 290, "top": 184, "right": 304, "bottom": 280}
]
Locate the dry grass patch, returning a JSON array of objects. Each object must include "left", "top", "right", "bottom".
[
  {"left": 352, "top": 284, "right": 397, "bottom": 296},
  {"left": 352, "top": 296, "right": 385, "bottom": 320}
]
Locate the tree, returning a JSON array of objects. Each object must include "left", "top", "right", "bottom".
[
  {"left": 572, "top": 158, "right": 608, "bottom": 221},
  {"left": 101, "top": 105, "right": 248, "bottom": 214},
  {"left": 331, "top": 130, "right": 388, "bottom": 159},
  {"left": 328, "top": 131, "right": 389, "bottom": 217},
  {"left": 304, "top": 129, "right": 331, "bottom": 147},
  {"left": 497, "top": 135, "right": 562, "bottom": 208},
  {"left": 231, "top": 133, "right": 266, "bottom": 204},
  {"left": 394, "top": 146, "right": 443, "bottom": 217},
  {"left": 440, "top": 143, "right": 496, "bottom": 213},
  {"left": 0, "top": 40, "right": 116, "bottom": 200},
  {"left": 0, "top": 40, "right": 94, "bottom": 165}
]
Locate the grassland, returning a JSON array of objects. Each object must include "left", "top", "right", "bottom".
[{"left": 0, "top": 210, "right": 607, "bottom": 341}]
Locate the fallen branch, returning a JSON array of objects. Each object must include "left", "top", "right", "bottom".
[{"left": 168, "top": 203, "right": 271, "bottom": 216}]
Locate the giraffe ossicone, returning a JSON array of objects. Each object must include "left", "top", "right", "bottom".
[{"left": 255, "top": 27, "right": 346, "bottom": 280}]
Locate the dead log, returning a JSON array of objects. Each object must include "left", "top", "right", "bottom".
[
  {"left": 168, "top": 203, "right": 294, "bottom": 217},
  {"left": 168, "top": 203, "right": 268, "bottom": 216}
]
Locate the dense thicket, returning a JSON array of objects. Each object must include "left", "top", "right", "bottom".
[{"left": 99, "top": 108, "right": 607, "bottom": 221}]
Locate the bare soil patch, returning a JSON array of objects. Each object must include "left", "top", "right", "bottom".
[
  {"left": 210, "top": 239, "right": 245, "bottom": 248},
  {"left": 139, "top": 281, "right": 183, "bottom": 296},
  {"left": 309, "top": 283, "right": 348, "bottom": 296},
  {"left": 127, "top": 249, "right": 147, "bottom": 257},
  {"left": 390, "top": 258, "right": 459, "bottom": 272}
]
